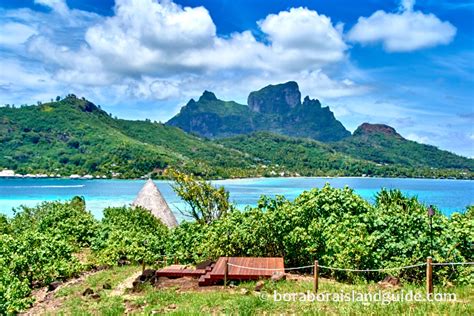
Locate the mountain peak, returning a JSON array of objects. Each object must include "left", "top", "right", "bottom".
[
  {"left": 302, "top": 96, "right": 322, "bottom": 108},
  {"left": 247, "top": 81, "right": 301, "bottom": 114},
  {"left": 167, "top": 81, "right": 350, "bottom": 142},
  {"left": 61, "top": 94, "right": 102, "bottom": 113},
  {"left": 354, "top": 123, "right": 403, "bottom": 138},
  {"left": 199, "top": 90, "right": 218, "bottom": 102}
]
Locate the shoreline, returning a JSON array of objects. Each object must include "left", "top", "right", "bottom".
[
  {"left": 1, "top": 175, "right": 473, "bottom": 182},
  {"left": 1, "top": 177, "right": 472, "bottom": 218}
]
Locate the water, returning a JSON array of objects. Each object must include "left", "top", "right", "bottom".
[{"left": 0, "top": 177, "right": 472, "bottom": 220}]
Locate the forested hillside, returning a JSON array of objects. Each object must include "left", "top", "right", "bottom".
[{"left": 1, "top": 95, "right": 472, "bottom": 179}]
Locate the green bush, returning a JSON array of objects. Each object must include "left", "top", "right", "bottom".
[
  {"left": 1, "top": 186, "right": 472, "bottom": 314},
  {"left": 0, "top": 232, "right": 83, "bottom": 314},
  {"left": 168, "top": 185, "right": 473, "bottom": 284},
  {"left": 0, "top": 215, "right": 10, "bottom": 234},
  {"left": 91, "top": 206, "right": 170, "bottom": 266},
  {"left": 10, "top": 196, "right": 98, "bottom": 248},
  {"left": 167, "top": 221, "right": 207, "bottom": 263},
  {"left": 0, "top": 199, "right": 95, "bottom": 314},
  {"left": 0, "top": 263, "right": 32, "bottom": 315}
]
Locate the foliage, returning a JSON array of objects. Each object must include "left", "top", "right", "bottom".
[
  {"left": 0, "top": 199, "right": 96, "bottom": 314},
  {"left": 0, "top": 263, "right": 32, "bottom": 315},
  {"left": 0, "top": 232, "right": 83, "bottom": 314},
  {"left": 1, "top": 186, "right": 473, "bottom": 313},
  {"left": 168, "top": 185, "right": 474, "bottom": 284},
  {"left": 9, "top": 196, "right": 98, "bottom": 248},
  {"left": 166, "top": 221, "right": 207, "bottom": 263},
  {"left": 332, "top": 128, "right": 474, "bottom": 171},
  {"left": 0, "top": 95, "right": 255, "bottom": 179},
  {"left": 91, "top": 206, "right": 169, "bottom": 266},
  {"left": 0, "top": 214, "right": 10, "bottom": 234},
  {"left": 166, "top": 169, "right": 234, "bottom": 224},
  {"left": 1, "top": 200, "right": 169, "bottom": 313},
  {"left": 449, "top": 206, "right": 474, "bottom": 261},
  {"left": 220, "top": 132, "right": 473, "bottom": 179},
  {"left": 369, "top": 189, "right": 466, "bottom": 282},
  {"left": 1, "top": 94, "right": 472, "bottom": 179}
]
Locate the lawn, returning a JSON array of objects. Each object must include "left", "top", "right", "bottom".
[{"left": 27, "top": 265, "right": 474, "bottom": 315}]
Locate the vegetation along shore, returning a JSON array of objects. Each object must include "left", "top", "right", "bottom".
[{"left": 1, "top": 172, "right": 472, "bottom": 314}]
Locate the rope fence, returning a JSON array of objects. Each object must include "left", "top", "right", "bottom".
[
  {"left": 152, "top": 254, "right": 472, "bottom": 294},
  {"left": 227, "top": 263, "right": 314, "bottom": 271},
  {"left": 317, "top": 262, "right": 427, "bottom": 272},
  {"left": 227, "top": 261, "right": 473, "bottom": 272},
  {"left": 223, "top": 258, "right": 474, "bottom": 294},
  {"left": 431, "top": 262, "right": 474, "bottom": 266}
]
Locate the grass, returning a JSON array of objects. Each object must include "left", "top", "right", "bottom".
[
  {"left": 46, "top": 265, "right": 140, "bottom": 315},
  {"left": 37, "top": 266, "right": 473, "bottom": 315}
]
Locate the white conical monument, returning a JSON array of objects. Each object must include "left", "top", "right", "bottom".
[{"left": 132, "top": 179, "right": 178, "bottom": 228}]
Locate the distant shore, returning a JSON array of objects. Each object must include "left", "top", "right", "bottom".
[{"left": 0, "top": 169, "right": 472, "bottom": 182}]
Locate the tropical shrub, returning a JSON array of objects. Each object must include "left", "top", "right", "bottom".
[
  {"left": 0, "top": 214, "right": 10, "bottom": 234},
  {"left": 0, "top": 263, "right": 32, "bottom": 315},
  {"left": 0, "top": 199, "right": 94, "bottom": 314},
  {"left": 91, "top": 206, "right": 169, "bottom": 266},
  {"left": 168, "top": 185, "right": 473, "bottom": 284},
  {"left": 447, "top": 206, "right": 474, "bottom": 284},
  {"left": 166, "top": 169, "right": 234, "bottom": 224},
  {"left": 167, "top": 221, "right": 207, "bottom": 263},
  {"left": 449, "top": 206, "right": 474, "bottom": 262},
  {"left": 9, "top": 197, "right": 98, "bottom": 248},
  {"left": 0, "top": 232, "right": 82, "bottom": 314}
]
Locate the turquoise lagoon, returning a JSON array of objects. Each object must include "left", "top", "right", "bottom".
[{"left": 0, "top": 177, "right": 473, "bottom": 220}]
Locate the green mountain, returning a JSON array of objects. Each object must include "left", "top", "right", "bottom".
[
  {"left": 165, "top": 91, "right": 258, "bottom": 138},
  {"left": 218, "top": 132, "right": 379, "bottom": 176},
  {"left": 167, "top": 81, "right": 350, "bottom": 142},
  {"left": 1, "top": 94, "right": 472, "bottom": 179},
  {"left": 219, "top": 131, "right": 473, "bottom": 178},
  {"left": 0, "top": 95, "right": 256, "bottom": 178},
  {"left": 332, "top": 123, "right": 474, "bottom": 171}
]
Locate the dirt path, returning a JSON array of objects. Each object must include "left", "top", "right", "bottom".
[
  {"left": 110, "top": 271, "right": 142, "bottom": 297},
  {"left": 21, "top": 269, "right": 104, "bottom": 316}
]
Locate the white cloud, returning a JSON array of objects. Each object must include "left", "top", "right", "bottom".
[
  {"left": 406, "top": 133, "right": 430, "bottom": 144},
  {"left": 348, "top": 1, "right": 456, "bottom": 52},
  {"left": 297, "top": 70, "right": 368, "bottom": 99},
  {"left": 79, "top": 3, "right": 348, "bottom": 76},
  {"left": 400, "top": 0, "right": 415, "bottom": 11},
  {"left": 34, "top": 0, "right": 68, "bottom": 15},
  {"left": 0, "top": 0, "right": 360, "bottom": 106},
  {"left": 258, "top": 8, "right": 347, "bottom": 69},
  {"left": 0, "top": 22, "right": 36, "bottom": 46},
  {"left": 84, "top": 0, "right": 217, "bottom": 76}
]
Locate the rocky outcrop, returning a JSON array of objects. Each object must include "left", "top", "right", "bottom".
[
  {"left": 248, "top": 81, "right": 301, "bottom": 114},
  {"left": 166, "top": 81, "right": 351, "bottom": 142},
  {"left": 354, "top": 123, "right": 404, "bottom": 139}
]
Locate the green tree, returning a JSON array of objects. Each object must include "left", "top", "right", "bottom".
[
  {"left": 166, "top": 169, "right": 234, "bottom": 224},
  {"left": 91, "top": 206, "right": 169, "bottom": 266}
]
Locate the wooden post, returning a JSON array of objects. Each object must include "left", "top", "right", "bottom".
[
  {"left": 426, "top": 257, "right": 433, "bottom": 296},
  {"left": 142, "top": 260, "right": 146, "bottom": 273},
  {"left": 224, "top": 257, "right": 229, "bottom": 288},
  {"left": 164, "top": 256, "right": 167, "bottom": 267},
  {"left": 314, "top": 260, "right": 319, "bottom": 293}
]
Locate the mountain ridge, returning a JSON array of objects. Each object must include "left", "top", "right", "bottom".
[
  {"left": 167, "top": 81, "right": 351, "bottom": 142},
  {"left": 1, "top": 92, "right": 472, "bottom": 179}
]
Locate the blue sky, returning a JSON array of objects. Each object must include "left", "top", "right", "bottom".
[{"left": 0, "top": 0, "right": 473, "bottom": 157}]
